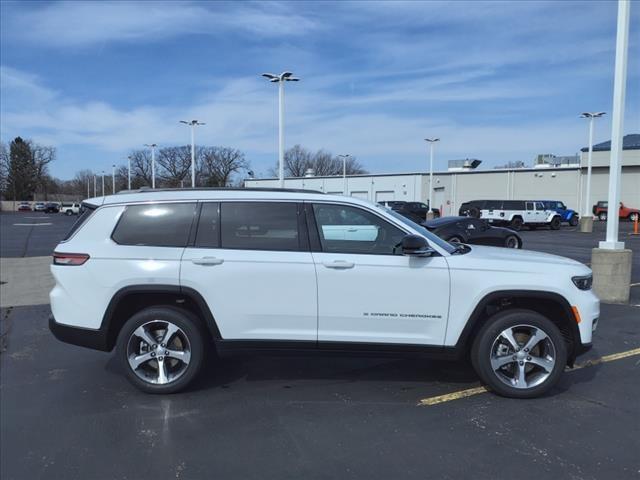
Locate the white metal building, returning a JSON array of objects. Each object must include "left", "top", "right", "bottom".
[{"left": 245, "top": 134, "right": 640, "bottom": 216}]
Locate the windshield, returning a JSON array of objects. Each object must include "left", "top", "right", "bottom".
[{"left": 379, "top": 206, "right": 457, "bottom": 254}]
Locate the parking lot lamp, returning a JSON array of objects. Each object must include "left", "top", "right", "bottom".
[
  {"left": 87, "top": 178, "right": 90, "bottom": 199},
  {"left": 580, "top": 112, "right": 606, "bottom": 229},
  {"left": 127, "top": 156, "right": 132, "bottom": 190},
  {"left": 339, "top": 154, "right": 350, "bottom": 195},
  {"left": 425, "top": 138, "right": 440, "bottom": 219},
  {"left": 101, "top": 171, "right": 105, "bottom": 197},
  {"left": 262, "top": 72, "right": 300, "bottom": 188},
  {"left": 180, "top": 120, "right": 205, "bottom": 188},
  {"left": 144, "top": 144, "right": 157, "bottom": 188},
  {"left": 93, "top": 175, "right": 97, "bottom": 197},
  {"left": 112, "top": 165, "right": 116, "bottom": 194}
]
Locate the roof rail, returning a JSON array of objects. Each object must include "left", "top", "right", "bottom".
[{"left": 115, "top": 187, "right": 324, "bottom": 195}]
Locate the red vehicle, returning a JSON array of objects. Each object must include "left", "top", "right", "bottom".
[{"left": 592, "top": 201, "right": 640, "bottom": 222}]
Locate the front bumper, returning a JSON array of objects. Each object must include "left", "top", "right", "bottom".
[{"left": 49, "top": 315, "right": 110, "bottom": 351}]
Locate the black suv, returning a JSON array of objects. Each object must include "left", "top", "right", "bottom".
[{"left": 378, "top": 201, "right": 439, "bottom": 222}]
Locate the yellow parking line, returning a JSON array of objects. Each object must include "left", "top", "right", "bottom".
[{"left": 417, "top": 347, "right": 640, "bottom": 407}]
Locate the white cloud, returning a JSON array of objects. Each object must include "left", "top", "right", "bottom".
[{"left": 3, "top": 1, "right": 318, "bottom": 48}]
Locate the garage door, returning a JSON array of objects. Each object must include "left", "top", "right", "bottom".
[
  {"left": 375, "top": 191, "right": 394, "bottom": 202},
  {"left": 350, "top": 191, "right": 369, "bottom": 200}
]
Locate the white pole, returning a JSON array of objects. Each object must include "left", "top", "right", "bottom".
[
  {"left": 112, "top": 165, "right": 115, "bottom": 194},
  {"left": 101, "top": 172, "right": 105, "bottom": 197},
  {"left": 600, "top": 0, "right": 630, "bottom": 250},
  {"left": 584, "top": 116, "right": 594, "bottom": 217},
  {"left": 87, "top": 178, "right": 90, "bottom": 199},
  {"left": 190, "top": 124, "right": 196, "bottom": 188},
  {"left": 429, "top": 143, "right": 434, "bottom": 211},
  {"left": 278, "top": 80, "right": 285, "bottom": 188},
  {"left": 93, "top": 175, "right": 97, "bottom": 197},
  {"left": 343, "top": 156, "right": 347, "bottom": 195},
  {"left": 151, "top": 145, "right": 156, "bottom": 189},
  {"left": 127, "top": 157, "right": 131, "bottom": 190}
]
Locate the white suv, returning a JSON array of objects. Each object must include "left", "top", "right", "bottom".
[
  {"left": 60, "top": 202, "right": 81, "bottom": 215},
  {"left": 49, "top": 189, "right": 598, "bottom": 397}
]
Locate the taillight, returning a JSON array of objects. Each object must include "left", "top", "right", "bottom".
[{"left": 53, "top": 252, "right": 90, "bottom": 266}]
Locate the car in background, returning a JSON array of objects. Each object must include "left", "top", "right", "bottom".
[
  {"left": 60, "top": 202, "right": 81, "bottom": 215},
  {"left": 33, "top": 202, "right": 46, "bottom": 212},
  {"left": 541, "top": 200, "right": 579, "bottom": 226},
  {"left": 592, "top": 201, "right": 639, "bottom": 222},
  {"left": 459, "top": 199, "right": 561, "bottom": 231},
  {"left": 17, "top": 202, "right": 32, "bottom": 212},
  {"left": 44, "top": 202, "right": 60, "bottom": 213},
  {"left": 423, "top": 216, "right": 522, "bottom": 248},
  {"left": 378, "top": 200, "right": 440, "bottom": 222}
]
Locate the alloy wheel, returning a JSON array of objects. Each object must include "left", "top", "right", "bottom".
[
  {"left": 126, "top": 320, "right": 192, "bottom": 385},
  {"left": 489, "top": 324, "right": 556, "bottom": 390}
]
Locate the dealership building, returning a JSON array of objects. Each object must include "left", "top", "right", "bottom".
[{"left": 245, "top": 134, "right": 640, "bottom": 216}]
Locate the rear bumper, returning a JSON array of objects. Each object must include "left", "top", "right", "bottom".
[{"left": 49, "top": 315, "right": 110, "bottom": 352}]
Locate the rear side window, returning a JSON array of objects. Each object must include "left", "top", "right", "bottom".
[
  {"left": 112, "top": 203, "right": 196, "bottom": 247},
  {"left": 502, "top": 201, "right": 522, "bottom": 210},
  {"left": 62, "top": 203, "right": 96, "bottom": 241},
  {"left": 195, "top": 203, "right": 220, "bottom": 248},
  {"left": 220, "top": 202, "right": 300, "bottom": 251}
]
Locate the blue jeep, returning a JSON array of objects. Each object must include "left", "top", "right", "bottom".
[{"left": 540, "top": 200, "right": 579, "bottom": 226}]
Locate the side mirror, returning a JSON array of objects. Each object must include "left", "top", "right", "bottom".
[{"left": 401, "top": 235, "right": 434, "bottom": 256}]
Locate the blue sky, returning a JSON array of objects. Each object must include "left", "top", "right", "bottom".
[{"left": 1, "top": 0, "right": 639, "bottom": 179}]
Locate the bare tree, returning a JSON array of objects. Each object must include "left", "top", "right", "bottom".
[
  {"left": 200, "top": 147, "right": 249, "bottom": 187},
  {"left": 270, "top": 145, "right": 367, "bottom": 177},
  {"left": 129, "top": 149, "right": 153, "bottom": 187},
  {"left": 157, "top": 146, "right": 192, "bottom": 187}
]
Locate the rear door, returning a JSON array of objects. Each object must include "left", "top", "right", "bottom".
[{"left": 180, "top": 201, "right": 318, "bottom": 341}]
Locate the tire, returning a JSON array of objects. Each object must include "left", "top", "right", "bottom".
[
  {"left": 598, "top": 212, "right": 607, "bottom": 221},
  {"left": 504, "top": 235, "right": 520, "bottom": 249},
  {"left": 569, "top": 216, "right": 579, "bottom": 227},
  {"left": 448, "top": 235, "right": 463, "bottom": 244},
  {"left": 550, "top": 216, "right": 561, "bottom": 230},
  {"left": 471, "top": 309, "right": 567, "bottom": 398},
  {"left": 468, "top": 207, "right": 480, "bottom": 218},
  {"left": 629, "top": 212, "right": 639, "bottom": 223},
  {"left": 509, "top": 217, "right": 523, "bottom": 231},
  {"left": 65, "top": 210, "right": 72, "bottom": 216},
  {"left": 116, "top": 306, "right": 205, "bottom": 394}
]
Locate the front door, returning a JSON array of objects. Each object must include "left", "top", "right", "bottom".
[
  {"left": 309, "top": 202, "right": 450, "bottom": 345},
  {"left": 181, "top": 201, "right": 317, "bottom": 341}
]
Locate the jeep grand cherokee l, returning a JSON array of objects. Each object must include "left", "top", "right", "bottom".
[{"left": 49, "top": 188, "right": 598, "bottom": 398}]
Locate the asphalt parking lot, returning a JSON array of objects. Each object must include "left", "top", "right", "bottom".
[{"left": 1, "top": 212, "right": 639, "bottom": 479}]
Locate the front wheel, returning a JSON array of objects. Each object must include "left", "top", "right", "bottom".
[
  {"left": 629, "top": 212, "right": 639, "bottom": 222},
  {"left": 504, "top": 235, "right": 520, "bottom": 248},
  {"left": 116, "top": 306, "right": 205, "bottom": 394},
  {"left": 471, "top": 310, "right": 567, "bottom": 398},
  {"left": 65, "top": 210, "right": 73, "bottom": 216},
  {"left": 448, "top": 236, "right": 464, "bottom": 245},
  {"left": 569, "top": 216, "right": 579, "bottom": 227}
]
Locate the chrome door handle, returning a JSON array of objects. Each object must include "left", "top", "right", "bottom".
[
  {"left": 191, "top": 257, "right": 224, "bottom": 266},
  {"left": 322, "top": 260, "right": 355, "bottom": 269}
]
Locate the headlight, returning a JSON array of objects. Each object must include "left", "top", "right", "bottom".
[{"left": 572, "top": 274, "right": 593, "bottom": 290}]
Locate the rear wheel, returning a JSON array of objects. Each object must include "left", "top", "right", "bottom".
[
  {"left": 629, "top": 212, "right": 639, "bottom": 222},
  {"left": 471, "top": 310, "right": 567, "bottom": 398},
  {"left": 504, "top": 235, "right": 520, "bottom": 248},
  {"left": 117, "top": 306, "right": 205, "bottom": 394},
  {"left": 509, "top": 217, "right": 523, "bottom": 231},
  {"left": 598, "top": 212, "right": 607, "bottom": 221},
  {"left": 550, "top": 216, "right": 561, "bottom": 230},
  {"left": 65, "top": 210, "right": 72, "bottom": 216}
]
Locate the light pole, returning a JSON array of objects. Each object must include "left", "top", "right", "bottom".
[
  {"left": 338, "top": 154, "right": 350, "bottom": 195},
  {"left": 101, "top": 171, "right": 105, "bottom": 197},
  {"left": 262, "top": 71, "right": 300, "bottom": 188},
  {"left": 93, "top": 175, "right": 97, "bottom": 197},
  {"left": 579, "top": 112, "right": 605, "bottom": 232},
  {"left": 127, "top": 156, "right": 132, "bottom": 190},
  {"left": 112, "top": 164, "right": 116, "bottom": 194},
  {"left": 144, "top": 144, "right": 157, "bottom": 188},
  {"left": 180, "top": 120, "right": 205, "bottom": 188},
  {"left": 425, "top": 138, "right": 440, "bottom": 219},
  {"left": 87, "top": 178, "right": 90, "bottom": 199}
]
